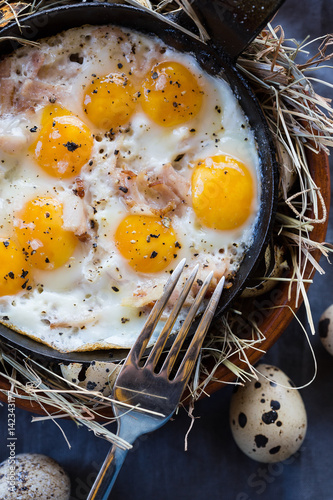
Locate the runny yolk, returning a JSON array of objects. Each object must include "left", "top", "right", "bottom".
[
  {"left": 30, "top": 105, "right": 93, "bottom": 179},
  {"left": 140, "top": 61, "right": 203, "bottom": 127},
  {"left": 114, "top": 215, "right": 180, "bottom": 273},
  {"left": 83, "top": 73, "right": 137, "bottom": 130},
  {"left": 14, "top": 197, "right": 78, "bottom": 270},
  {"left": 0, "top": 238, "right": 31, "bottom": 296},
  {"left": 191, "top": 154, "right": 255, "bottom": 230}
]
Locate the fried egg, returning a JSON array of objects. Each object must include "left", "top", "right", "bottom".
[{"left": 0, "top": 25, "right": 259, "bottom": 352}]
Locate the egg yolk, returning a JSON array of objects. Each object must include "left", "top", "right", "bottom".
[
  {"left": 141, "top": 61, "right": 203, "bottom": 127},
  {"left": 191, "top": 155, "right": 255, "bottom": 230},
  {"left": 0, "top": 238, "right": 31, "bottom": 296},
  {"left": 30, "top": 105, "right": 93, "bottom": 179},
  {"left": 14, "top": 197, "right": 78, "bottom": 270},
  {"left": 115, "top": 215, "right": 179, "bottom": 273},
  {"left": 83, "top": 73, "right": 137, "bottom": 130}
]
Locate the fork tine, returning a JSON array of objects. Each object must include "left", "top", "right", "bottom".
[
  {"left": 175, "top": 275, "right": 225, "bottom": 385},
  {"left": 160, "top": 270, "right": 215, "bottom": 378},
  {"left": 126, "top": 258, "right": 186, "bottom": 364},
  {"left": 145, "top": 264, "right": 200, "bottom": 371}
]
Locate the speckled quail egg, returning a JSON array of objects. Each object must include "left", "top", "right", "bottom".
[
  {"left": 318, "top": 304, "right": 333, "bottom": 355},
  {"left": 0, "top": 453, "right": 70, "bottom": 499},
  {"left": 230, "top": 364, "right": 307, "bottom": 463},
  {"left": 60, "top": 361, "right": 122, "bottom": 396}
]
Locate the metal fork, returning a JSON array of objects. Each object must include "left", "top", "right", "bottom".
[{"left": 87, "top": 258, "right": 225, "bottom": 500}]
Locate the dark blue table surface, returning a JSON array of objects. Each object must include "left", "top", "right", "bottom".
[{"left": 0, "top": 1, "right": 332, "bottom": 499}]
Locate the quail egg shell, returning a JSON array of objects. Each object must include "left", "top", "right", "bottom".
[
  {"left": 60, "top": 361, "right": 122, "bottom": 396},
  {"left": 230, "top": 363, "right": 307, "bottom": 463},
  {"left": 0, "top": 453, "right": 70, "bottom": 499},
  {"left": 318, "top": 304, "right": 333, "bottom": 355}
]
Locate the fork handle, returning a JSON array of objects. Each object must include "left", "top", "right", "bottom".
[
  {"left": 86, "top": 443, "right": 129, "bottom": 500},
  {"left": 87, "top": 413, "right": 146, "bottom": 500}
]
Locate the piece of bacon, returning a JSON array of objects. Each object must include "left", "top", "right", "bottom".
[
  {"left": 0, "top": 77, "right": 16, "bottom": 110},
  {"left": 116, "top": 163, "right": 190, "bottom": 216},
  {"left": 15, "top": 79, "right": 60, "bottom": 111},
  {"left": 72, "top": 177, "right": 85, "bottom": 199},
  {"left": 61, "top": 192, "right": 91, "bottom": 240},
  {"left": 25, "top": 51, "right": 45, "bottom": 78},
  {"left": 0, "top": 50, "right": 72, "bottom": 113},
  {"left": 0, "top": 58, "right": 12, "bottom": 77},
  {"left": 157, "top": 163, "right": 191, "bottom": 203}
]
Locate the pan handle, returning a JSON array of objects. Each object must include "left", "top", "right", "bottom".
[{"left": 173, "top": 0, "right": 285, "bottom": 59}]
